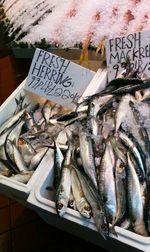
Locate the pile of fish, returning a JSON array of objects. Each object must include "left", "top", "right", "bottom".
[
  {"left": 0, "top": 95, "right": 65, "bottom": 184},
  {"left": 50, "top": 68, "right": 150, "bottom": 240},
  {"left": 1, "top": 67, "right": 150, "bottom": 240}
]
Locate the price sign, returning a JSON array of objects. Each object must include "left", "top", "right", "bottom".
[
  {"left": 105, "top": 30, "right": 150, "bottom": 81},
  {"left": 25, "top": 48, "right": 94, "bottom": 108}
]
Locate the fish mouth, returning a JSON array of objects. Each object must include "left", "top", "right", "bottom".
[
  {"left": 56, "top": 202, "right": 67, "bottom": 217},
  {"left": 81, "top": 210, "right": 92, "bottom": 219}
]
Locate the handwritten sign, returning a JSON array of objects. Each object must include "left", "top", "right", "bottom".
[
  {"left": 25, "top": 48, "right": 94, "bottom": 108},
  {"left": 105, "top": 30, "right": 150, "bottom": 81}
]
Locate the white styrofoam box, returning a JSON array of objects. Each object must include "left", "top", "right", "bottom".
[
  {"left": 0, "top": 67, "right": 107, "bottom": 201},
  {"left": 27, "top": 150, "right": 147, "bottom": 252},
  {"left": 0, "top": 79, "right": 53, "bottom": 200},
  {"left": 26, "top": 69, "right": 150, "bottom": 252}
]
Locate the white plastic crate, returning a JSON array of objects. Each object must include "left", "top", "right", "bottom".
[
  {"left": 0, "top": 67, "right": 106, "bottom": 201},
  {"left": 27, "top": 147, "right": 148, "bottom": 252},
  {"left": 0, "top": 79, "right": 56, "bottom": 200},
  {"left": 26, "top": 69, "right": 150, "bottom": 252}
]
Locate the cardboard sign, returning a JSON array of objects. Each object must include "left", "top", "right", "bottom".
[
  {"left": 105, "top": 30, "right": 150, "bottom": 81},
  {"left": 25, "top": 48, "right": 95, "bottom": 108}
]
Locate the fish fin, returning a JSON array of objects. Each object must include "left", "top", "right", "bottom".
[
  {"left": 110, "top": 225, "right": 118, "bottom": 237},
  {"left": 23, "top": 102, "right": 31, "bottom": 109},
  {"left": 15, "top": 98, "right": 19, "bottom": 106}
]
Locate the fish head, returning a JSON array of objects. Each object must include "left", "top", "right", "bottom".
[
  {"left": 81, "top": 204, "right": 92, "bottom": 219},
  {"left": 93, "top": 210, "right": 109, "bottom": 240},
  {"left": 56, "top": 200, "right": 67, "bottom": 217}
]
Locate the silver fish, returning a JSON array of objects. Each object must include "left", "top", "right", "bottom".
[
  {"left": 127, "top": 153, "right": 148, "bottom": 236},
  {"left": 0, "top": 128, "right": 12, "bottom": 147},
  {"left": 73, "top": 165, "right": 109, "bottom": 239},
  {"left": 71, "top": 168, "right": 92, "bottom": 218},
  {"left": 99, "top": 141, "right": 117, "bottom": 221},
  {"left": 115, "top": 94, "right": 135, "bottom": 133},
  {"left": 56, "top": 144, "right": 72, "bottom": 217},
  {"left": 10, "top": 140, "right": 28, "bottom": 172},
  {"left": 8, "top": 120, "right": 24, "bottom": 145},
  {"left": 29, "top": 147, "right": 48, "bottom": 170},
  {"left": 0, "top": 108, "right": 25, "bottom": 136},
  {"left": 10, "top": 171, "right": 34, "bottom": 184},
  {"left": 68, "top": 189, "right": 77, "bottom": 210},
  {"left": 112, "top": 159, "right": 126, "bottom": 227},
  {"left": 79, "top": 123, "right": 97, "bottom": 189},
  {"left": 42, "top": 100, "right": 52, "bottom": 123},
  {"left": 18, "top": 138, "right": 36, "bottom": 166},
  {"left": 53, "top": 140, "right": 64, "bottom": 190},
  {"left": 119, "top": 131, "right": 146, "bottom": 180}
]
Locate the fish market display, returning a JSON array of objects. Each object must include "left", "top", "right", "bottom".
[
  {"left": 1, "top": 64, "right": 150, "bottom": 239},
  {"left": 0, "top": 96, "right": 66, "bottom": 184},
  {"left": 1, "top": 0, "right": 150, "bottom": 50},
  {"left": 44, "top": 66, "right": 150, "bottom": 239}
]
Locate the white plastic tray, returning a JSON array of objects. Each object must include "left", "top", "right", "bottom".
[
  {"left": 0, "top": 67, "right": 106, "bottom": 200},
  {"left": 0, "top": 79, "right": 53, "bottom": 200},
  {"left": 27, "top": 149, "right": 149, "bottom": 252},
  {"left": 27, "top": 69, "right": 150, "bottom": 252}
]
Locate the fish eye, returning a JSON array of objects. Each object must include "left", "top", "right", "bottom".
[
  {"left": 84, "top": 206, "right": 91, "bottom": 211},
  {"left": 57, "top": 202, "right": 63, "bottom": 210},
  {"left": 119, "top": 162, "right": 124, "bottom": 169}
]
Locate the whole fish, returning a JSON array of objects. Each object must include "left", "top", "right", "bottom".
[
  {"left": 112, "top": 159, "right": 126, "bottom": 227},
  {"left": 111, "top": 80, "right": 150, "bottom": 95},
  {"left": 56, "top": 143, "right": 72, "bottom": 217},
  {"left": 71, "top": 168, "right": 92, "bottom": 219},
  {"left": 127, "top": 153, "right": 148, "bottom": 236},
  {"left": 68, "top": 189, "right": 77, "bottom": 210},
  {"left": 10, "top": 171, "right": 34, "bottom": 184},
  {"left": 10, "top": 140, "right": 28, "bottom": 172},
  {"left": 18, "top": 138, "right": 36, "bottom": 166},
  {"left": 99, "top": 141, "right": 117, "bottom": 222},
  {"left": 73, "top": 164, "right": 109, "bottom": 239},
  {"left": 0, "top": 108, "right": 25, "bottom": 136},
  {"left": 8, "top": 120, "right": 24, "bottom": 145},
  {"left": 53, "top": 139, "right": 64, "bottom": 190},
  {"left": 29, "top": 147, "right": 48, "bottom": 170},
  {"left": 115, "top": 94, "right": 135, "bottom": 133},
  {"left": 119, "top": 131, "right": 146, "bottom": 181},
  {"left": 110, "top": 137, "right": 127, "bottom": 165},
  {"left": 79, "top": 123, "right": 97, "bottom": 189}
]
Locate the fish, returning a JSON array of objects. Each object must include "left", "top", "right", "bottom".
[
  {"left": 72, "top": 164, "right": 109, "bottom": 239},
  {"left": 115, "top": 94, "right": 135, "bottom": 133},
  {"left": 14, "top": 94, "right": 26, "bottom": 114},
  {"left": 42, "top": 100, "right": 52, "bottom": 123},
  {"left": 127, "top": 152, "right": 148, "bottom": 236},
  {"left": 79, "top": 122, "right": 97, "bottom": 189},
  {"left": 10, "top": 171, "right": 34, "bottom": 184},
  {"left": 56, "top": 143, "right": 72, "bottom": 217},
  {"left": 8, "top": 120, "right": 24, "bottom": 145},
  {"left": 9, "top": 140, "right": 28, "bottom": 172},
  {"left": 53, "top": 139, "right": 64, "bottom": 190},
  {"left": 18, "top": 138, "right": 36, "bottom": 166},
  {"left": 71, "top": 168, "right": 92, "bottom": 219},
  {"left": 119, "top": 131, "right": 146, "bottom": 181},
  {"left": 111, "top": 79, "right": 150, "bottom": 95},
  {"left": 99, "top": 141, "right": 117, "bottom": 222},
  {"left": 29, "top": 147, "right": 48, "bottom": 170},
  {"left": 112, "top": 159, "right": 127, "bottom": 227},
  {"left": 0, "top": 108, "right": 25, "bottom": 136}
]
